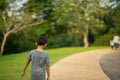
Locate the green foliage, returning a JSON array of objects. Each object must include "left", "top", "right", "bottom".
[
  {"left": 92, "top": 0, "right": 120, "bottom": 46},
  {"left": 0, "top": 0, "right": 52, "bottom": 55},
  {"left": 110, "top": 5, "right": 120, "bottom": 33},
  {"left": 93, "top": 33, "right": 115, "bottom": 46},
  {"left": 54, "top": 0, "right": 106, "bottom": 31},
  {"left": 1, "top": 0, "right": 120, "bottom": 54},
  {"left": 3, "top": 22, "right": 51, "bottom": 55},
  {"left": 0, "top": 30, "right": 3, "bottom": 44},
  {"left": 0, "top": 0, "right": 6, "bottom": 11},
  {"left": 24, "top": 0, "right": 53, "bottom": 20},
  {"left": 0, "top": 47, "right": 108, "bottom": 80},
  {"left": 103, "top": 0, "right": 120, "bottom": 34},
  {"left": 4, "top": 32, "right": 35, "bottom": 54},
  {"left": 0, "top": 0, "right": 6, "bottom": 29},
  {"left": 53, "top": 0, "right": 108, "bottom": 47}
]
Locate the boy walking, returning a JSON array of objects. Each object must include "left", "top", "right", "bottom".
[{"left": 21, "top": 36, "right": 50, "bottom": 80}]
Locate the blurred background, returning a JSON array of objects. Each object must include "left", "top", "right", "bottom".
[{"left": 0, "top": 0, "right": 120, "bottom": 55}]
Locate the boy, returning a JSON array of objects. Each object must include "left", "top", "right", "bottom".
[{"left": 21, "top": 36, "right": 50, "bottom": 80}]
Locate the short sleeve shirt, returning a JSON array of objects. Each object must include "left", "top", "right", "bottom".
[{"left": 27, "top": 50, "right": 50, "bottom": 80}]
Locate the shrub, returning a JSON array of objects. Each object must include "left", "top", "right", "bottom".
[{"left": 93, "top": 33, "right": 115, "bottom": 46}]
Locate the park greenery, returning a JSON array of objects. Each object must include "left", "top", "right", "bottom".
[
  {"left": 0, "top": 46, "right": 108, "bottom": 80},
  {"left": 0, "top": 0, "right": 120, "bottom": 55}
]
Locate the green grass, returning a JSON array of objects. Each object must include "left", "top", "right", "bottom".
[{"left": 0, "top": 46, "right": 108, "bottom": 80}]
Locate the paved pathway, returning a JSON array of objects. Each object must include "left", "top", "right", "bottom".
[{"left": 51, "top": 49, "right": 114, "bottom": 80}]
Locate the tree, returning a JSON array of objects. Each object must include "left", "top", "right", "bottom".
[
  {"left": 109, "top": 0, "right": 120, "bottom": 34},
  {"left": 53, "top": 0, "right": 106, "bottom": 47},
  {"left": 102, "top": 0, "right": 120, "bottom": 34},
  {"left": 0, "top": 0, "right": 45, "bottom": 55}
]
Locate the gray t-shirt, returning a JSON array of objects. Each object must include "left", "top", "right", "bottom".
[{"left": 28, "top": 50, "right": 50, "bottom": 80}]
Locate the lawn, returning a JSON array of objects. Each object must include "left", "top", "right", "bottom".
[{"left": 0, "top": 46, "right": 108, "bottom": 80}]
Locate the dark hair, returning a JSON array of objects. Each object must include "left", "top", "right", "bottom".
[{"left": 36, "top": 36, "right": 47, "bottom": 45}]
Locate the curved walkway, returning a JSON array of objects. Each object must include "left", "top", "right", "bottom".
[{"left": 51, "top": 49, "right": 114, "bottom": 80}]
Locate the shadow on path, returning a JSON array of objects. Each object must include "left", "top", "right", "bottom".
[{"left": 100, "top": 49, "right": 120, "bottom": 80}]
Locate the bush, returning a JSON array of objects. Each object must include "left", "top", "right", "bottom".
[{"left": 93, "top": 33, "right": 115, "bottom": 46}]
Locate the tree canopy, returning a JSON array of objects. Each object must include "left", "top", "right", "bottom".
[
  {"left": 0, "top": 0, "right": 120, "bottom": 55},
  {"left": 53, "top": 0, "right": 107, "bottom": 47}
]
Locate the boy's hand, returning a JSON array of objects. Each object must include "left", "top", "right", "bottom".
[
  {"left": 47, "top": 77, "right": 50, "bottom": 80},
  {"left": 21, "top": 71, "right": 25, "bottom": 77}
]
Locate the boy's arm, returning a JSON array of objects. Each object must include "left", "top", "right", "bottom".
[
  {"left": 46, "top": 65, "right": 50, "bottom": 80},
  {"left": 21, "top": 60, "right": 30, "bottom": 77}
]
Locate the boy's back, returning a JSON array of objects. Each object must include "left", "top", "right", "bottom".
[{"left": 28, "top": 50, "right": 50, "bottom": 80}]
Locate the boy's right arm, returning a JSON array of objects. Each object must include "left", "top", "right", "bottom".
[
  {"left": 46, "top": 65, "right": 50, "bottom": 80},
  {"left": 21, "top": 60, "right": 30, "bottom": 77}
]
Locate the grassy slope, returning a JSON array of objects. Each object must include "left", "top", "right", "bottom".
[{"left": 0, "top": 46, "right": 108, "bottom": 80}]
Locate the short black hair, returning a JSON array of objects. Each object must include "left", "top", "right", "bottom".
[{"left": 36, "top": 36, "right": 47, "bottom": 45}]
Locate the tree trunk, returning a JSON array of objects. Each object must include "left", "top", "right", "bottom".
[
  {"left": 83, "top": 33, "right": 89, "bottom": 48},
  {"left": 83, "top": 24, "right": 89, "bottom": 48},
  {"left": 0, "top": 33, "right": 9, "bottom": 55}
]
